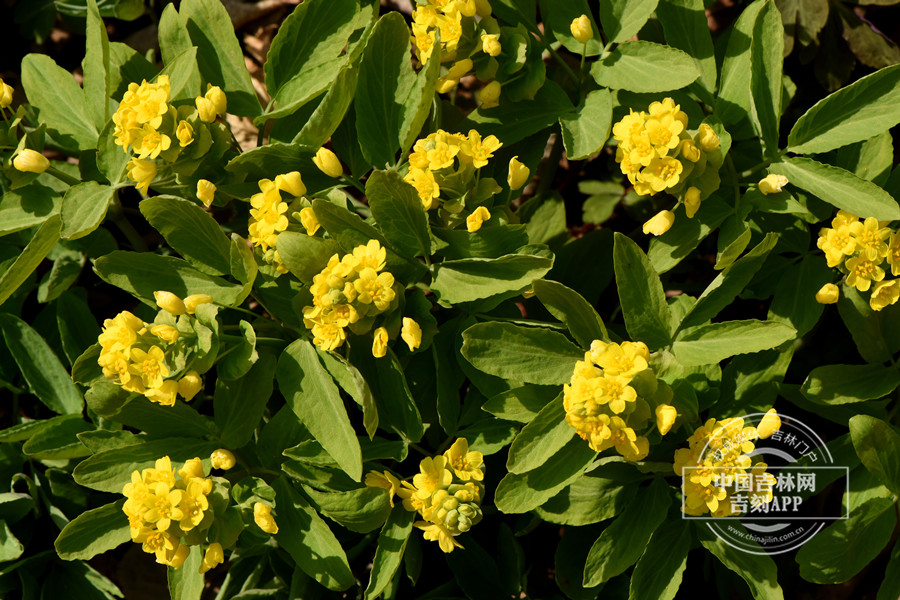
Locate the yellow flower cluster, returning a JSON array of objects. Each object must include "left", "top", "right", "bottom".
[
  {"left": 405, "top": 129, "right": 501, "bottom": 217},
  {"left": 411, "top": 0, "right": 488, "bottom": 64},
  {"left": 816, "top": 210, "right": 900, "bottom": 311},
  {"left": 366, "top": 438, "right": 485, "bottom": 553},
  {"left": 122, "top": 456, "right": 223, "bottom": 573},
  {"left": 97, "top": 305, "right": 203, "bottom": 406},
  {"left": 612, "top": 98, "right": 723, "bottom": 233},
  {"left": 563, "top": 340, "right": 677, "bottom": 461},
  {"left": 674, "top": 410, "right": 781, "bottom": 516},
  {"left": 302, "top": 240, "right": 397, "bottom": 351},
  {"left": 247, "top": 172, "right": 307, "bottom": 274}
]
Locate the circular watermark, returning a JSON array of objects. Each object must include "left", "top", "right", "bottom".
[{"left": 682, "top": 412, "right": 849, "bottom": 555}]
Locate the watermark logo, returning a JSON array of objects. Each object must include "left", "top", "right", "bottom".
[{"left": 681, "top": 412, "right": 848, "bottom": 555}]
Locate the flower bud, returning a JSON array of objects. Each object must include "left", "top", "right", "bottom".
[
  {"left": 481, "top": 33, "right": 501, "bottom": 57},
  {"left": 176, "top": 120, "right": 193, "bottom": 147},
  {"left": 679, "top": 139, "right": 701, "bottom": 163},
  {"left": 815, "top": 283, "right": 839, "bottom": 305},
  {"left": 154, "top": 291, "right": 187, "bottom": 315},
  {"left": 197, "top": 179, "right": 216, "bottom": 207},
  {"left": 313, "top": 147, "right": 343, "bottom": 178},
  {"left": 178, "top": 370, "right": 203, "bottom": 401},
  {"left": 0, "top": 80, "right": 14, "bottom": 109},
  {"left": 127, "top": 158, "right": 156, "bottom": 194},
  {"left": 205, "top": 84, "right": 227, "bottom": 116},
  {"left": 759, "top": 173, "right": 788, "bottom": 195},
  {"left": 13, "top": 149, "right": 49, "bottom": 174},
  {"left": 436, "top": 77, "right": 459, "bottom": 94},
  {"left": 455, "top": 0, "right": 477, "bottom": 17},
  {"left": 184, "top": 294, "right": 213, "bottom": 314},
  {"left": 274, "top": 171, "right": 307, "bottom": 197},
  {"left": 642, "top": 210, "right": 675, "bottom": 236},
  {"left": 145, "top": 380, "right": 179, "bottom": 406},
  {"left": 299, "top": 206, "right": 320, "bottom": 235},
  {"left": 254, "top": 502, "right": 279, "bottom": 534},
  {"left": 466, "top": 206, "right": 491, "bottom": 232},
  {"left": 570, "top": 14, "right": 593, "bottom": 44},
  {"left": 210, "top": 449, "right": 236, "bottom": 470},
  {"left": 372, "top": 326, "right": 389, "bottom": 358},
  {"left": 684, "top": 186, "right": 701, "bottom": 218},
  {"left": 655, "top": 404, "right": 677, "bottom": 436},
  {"left": 507, "top": 156, "right": 530, "bottom": 190},
  {"left": 199, "top": 542, "right": 224, "bottom": 574},
  {"left": 479, "top": 80, "right": 501, "bottom": 109},
  {"left": 165, "top": 544, "right": 191, "bottom": 569},
  {"left": 757, "top": 409, "right": 781, "bottom": 439},
  {"left": 195, "top": 96, "right": 216, "bottom": 123},
  {"left": 401, "top": 317, "right": 422, "bottom": 351},
  {"left": 150, "top": 324, "right": 180, "bottom": 344},
  {"left": 447, "top": 58, "right": 474, "bottom": 80},
  {"left": 697, "top": 123, "right": 720, "bottom": 152}
]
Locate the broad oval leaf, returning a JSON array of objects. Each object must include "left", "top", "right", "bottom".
[
  {"left": 591, "top": 41, "right": 700, "bottom": 93},
  {"left": 55, "top": 499, "right": 130, "bottom": 560}
]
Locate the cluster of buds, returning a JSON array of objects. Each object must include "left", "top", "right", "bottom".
[
  {"left": 97, "top": 290, "right": 214, "bottom": 406},
  {"left": 563, "top": 340, "right": 677, "bottom": 461},
  {"left": 246, "top": 171, "right": 314, "bottom": 274},
  {"left": 366, "top": 439, "right": 485, "bottom": 553},
  {"left": 674, "top": 410, "right": 781, "bottom": 516},
  {"left": 301, "top": 240, "right": 399, "bottom": 352},
  {"left": 112, "top": 76, "right": 227, "bottom": 194},
  {"left": 815, "top": 210, "right": 900, "bottom": 311},
  {"left": 122, "top": 456, "right": 223, "bottom": 572},
  {"left": 611, "top": 98, "right": 723, "bottom": 236}
]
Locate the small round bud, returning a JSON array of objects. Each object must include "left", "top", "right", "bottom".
[
  {"left": 684, "top": 186, "right": 702, "bottom": 218},
  {"left": 481, "top": 33, "right": 501, "bottom": 57},
  {"left": 642, "top": 210, "right": 675, "bottom": 236},
  {"left": 655, "top": 404, "right": 677, "bottom": 436},
  {"left": 372, "top": 327, "right": 389, "bottom": 358},
  {"left": 757, "top": 409, "right": 781, "bottom": 439},
  {"left": 479, "top": 81, "right": 501, "bottom": 109},
  {"left": 815, "top": 283, "right": 839, "bottom": 305},
  {"left": 0, "top": 80, "right": 14, "bottom": 109},
  {"left": 154, "top": 291, "right": 186, "bottom": 315},
  {"left": 195, "top": 96, "right": 216, "bottom": 123},
  {"left": 759, "top": 174, "right": 789, "bottom": 195},
  {"left": 697, "top": 123, "right": 720, "bottom": 152},
  {"left": 197, "top": 179, "right": 216, "bottom": 207},
  {"left": 401, "top": 317, "right": 422, "bottom": 351},
  {"left": 205, "top": 85, "right": 227, "bottom": 116},
  {"left": 210, "top": 449, "right": 236, "bottom": 470},
  {"left": 183, "top": 294, "right": 213, "bottom": 314},
  {"left": 177, "top": 370, "right": 203, "bottom": 401},
  {"left": 13, "top": 149, "right": 49, "bottom": 174},
  {"left": 570, "top": 15, "right": 593, "bottom": 44},
  {"left": 466, "top": 206, "right": 491, "bottom": 232},
  {"left": 176, "top": 120, "right": 194, "bottom": 147},
  {"left": 253, "top": 502, "right": 279, "bottom": 534},
  {"left": 507, "top": 156, "right": 530, "bottom": 190},
  {"left": 313, "top": 148, "right": 343, "bottom": 178},
  {"left": 199, "top": 542, "right": 224, "bottom": 574}
]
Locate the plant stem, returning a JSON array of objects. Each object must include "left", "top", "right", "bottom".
[
  {"left": 46, "top": 166, "right": 80, "bottom": 186},
  {"left": 109, "top": 194, "right": 148, "bottom": 252}
]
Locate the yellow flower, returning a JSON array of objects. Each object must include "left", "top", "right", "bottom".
[
  {"left": 196, "top": 179, "right": 216, "bottom": 208},
  {"left": 684, "top": 186, "right": 701, "bottom": 218},
  {"left": 756, "top": 409, "right": 781, "bottom": 439},
  {"left": 401, "top": 317, "right": 422, "bottom": 351},
  {"left": 412, "top": 456, "right": 453, "bottom": 499},
  {"left": 404, "top": 167, "right": 441, "bottom": 210},
  {"left": 759, "top": 174, "right": 788, "bottom": 195},
  {"left": 98, "top": 311, "right": 144, "bottom": 354},
  {"left": 253, "top": 502, "right": 279, "bottom": 534},
  {"left": 570, "top": 14, "right": 593, "bottom": 44},
  {"left": 655, "top": 404, "right": 677, "bottom": 435},
  {"left": 313, "top": 147, "right": 343, "bottom": 178},
  {"left": 13, "top": 149, "right": 49, "bottom": 174},
  {"left": 642, "top": 210, "right": 675, "bottom": 236},
  {"left": 205, "top": 84, "right": 227, "bottom": 116},
  {"left": 210, "top": 449, "right": 236, "bottom": 470},
  {"left": 598, "top": 374, "right": 637, "bottom": 414},
  {"left": 591, "top": 341, "right": 649, "bottom": 378},
  {"left": 845, "top": 256, "right": 885, "bottom": 292},
  {"left": 133, "top": 124, "right": 171, "bottom": 160},
  {"left": 127, "top": 158, "right": 156, "bottom": 194},
  {"left": 478, "top": 81, "right": 501, "bottom": 110},
  {"left": 248, "top": 179, "right": 289, "bottom": 252},
  {"left": 443, "top": 438, "right": 484, "bottom": 481},
  {"left": 447, "top": 58, "right": 473, "bottom": 79},
  {"left": 113, "top": 76, "right": 171, "bottom": 151},
  {"left": 274, "top": 171, "right": 306, "bottom": 197},
  {"left": 372, "top": 326, "right": 389, "bottom": 358},
  {"left": 463, "top": 129, "right": 502, "bottom": 168},
  {"left": 129, "top": 345, "right": 169, "bottom": 389},
  {"left": 481, "top": 33, "right": 501, "bottom": 56},
  {"left": 412, "top": 23, "right": 437, "bottom": 64},
  {"left": 886, "top": 231, "right": 900, "bottom": 276},
  {"left": 638, "top": 156, "right": 683, "bottom": 193},
  {"left": 696, "top": 123, "right": 720, "bottom": 151},
  {"left": 145, "top": 380, "right": 179, "bottom": 406},
  {"left": 136, "top": 528, "right": 179, "bottom": 564},
  {"left": 154, "top": 291, "right": 186, "bottom": 315},
  {"left": 466, "top": 206, "right": 491, "bottom": 232},
  {"left": 609, "top": 418, "right": 649, "bottom": 461},
  {"left": 507, "top": 156, "right": 530, "bottom": 190},
  {"left": 141, "top": 482, "right": 184, "bottom": 531},
  {"left": 870, "top": 279, "right": 900, "bottom": 311},
  {"left": 354, "top": 268, "right": 396, "bottom": 311},
  {"left": 416, "top": 521, "right": 464, "bottom": 553},
  {"left": 815, "top": 283, "right": 839, "bottom": 305},
  {"left": 849, "top": 216, "right": 891, "bottom": 262},
  {"left": 364, "top": 470, "right": 401, "bottom": 506},
  {"left": 353, "top": 239, "right": 388, "bottom": 272},
  {"left": 176, "top": 120, "right": 193, "bottom": 147},
  {"left": 0, "top": 79, "right": 13, "bottom": 108},
  {"left": 195, "top": 96, "right": 216, "bottom": 123},
  {"left": 300, "top": 207, "right": 320, "bottom": 235},
  {"left": 199, "top": 543, "right": 224, "bottom": 574},
  {"left": 817, "top": 227, "right": 856, "bottom": 268},
  {"left": 184, "top": 294, "right": 213, "bottom": 314},
  {"left": 178, "top": 371, "right": 203, "bottom": 401}
]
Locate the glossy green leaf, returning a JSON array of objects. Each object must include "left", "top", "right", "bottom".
[
  {"left": 749, "top": 0, "right": 784, "bottom": 155},
  {"left": 849, "top": 415, "right": 900, "bottom": 494},
  {"left": 304, "top": 486, "right": 391, "bottom": 533},
  {"left": 294, "top": 65, "right": 360, "bottom": 147},
  {"left": 0, "top": 214, "right": 61, "bottom": 307},
  {"left": 597, "top": 0, "right": 659, "bottom": 44},
  {"left": 21, "top": 414, "right": 92, "bottom": 459},
  {"left": 802, "top": 364, "right": 900, "bottom": 405},
  {"left": 657, "top": 0, "right": 717, "bottom": 102},
  {"left": 673, "top": 320, "right": 797, "bottom": 366},
  {"left": 366, "top": 170, "right": 432, "bottom": 258},
  {"left": 536, "top": 467, "right": 639, "bottom": 526},
  {"left": 0, "top": 184, "right": 61, "bottom": 236},
  {"left": 365, "top": 508, "right": 415, "bottom": 600},
  {"left": 507, "top": 392, "right": 571, "bottom": 474},
  {"left": 716, "top": 0, "right": 766, "bottom": 137},
  {"left": 82, "top": 0, "right": 111, "bottom": 129},
  {"left": 140, "top": 196, "right": 232, "bottom": 276},
  {"left": 560, "top": 89, "right": 613, "bottom": 160},
  {"left": 168, "top": 545, "right": 203, "bottom": 600},
  {"left": 214, "top": 352, "right": 276, "bottom": 448},
  {"left": 60, "top": 182, "right": 116, "bottom": 241},
  {"left": 614, "top": 232, "right": 672, "bottom": 350},
  {"left": 591, "top": 42, "right": 700, "bottom": 93},
  {"left": 628, "top": 518, "right": 691, "bottom": 600},
  {"left": 55, "top": 499, "right": 129, "bottom": 560},
  {"left": 699, "top": 524, "right": 784, "bottom": 600},
  {"left": 431, "top": 254, "right": 553, "bottom": 305},
  {"left": 533, "top": 279, "right": 607, "bottom": 347}
]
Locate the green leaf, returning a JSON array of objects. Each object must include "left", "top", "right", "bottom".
[
  {"left": 276, "top": 232, "right": 341, "bottom": 284},
  {"left": 365, "top": 508, "right": 415, "bottom": 600},
  {"left": 849, "top": 415, "right": 900, "bottom": 494},
  {"left": 678, "top": 233, "right": 779, "bottom": 330},
  {"left": 673, "top": 320, "right": 797, "bottom": 366},
  {"left": 878, "top": 542, "right": 900, "bottom": 600},
  {"left": 539, "top": 0, "right": 602, "bottom": 55},
  {"left": 180, "top": 0, "right": 261, "bottom": 116},
  {"left": 21, "top": 54, "right": 98, "bottom": 151},
  {"left": 273, "top": 477, "right": 355, "bottom": 591},
  {"left": 591, "top": 41, "right": 700, "bottom": 93},
  {"left": 507, "top": 393, "right": 573, "bottom": 474},
  {"left": 716, "top": 0, "right": 766, "bottom": 137},
  {"left": 140, "top": 196, "right": 232, "bottom": 276},
  {"left": 0, "top": 313, "right": 83, "bottom": 415},
  {"left": 583, "top": 479, "right": 671, "bottom": 586},
  {"left": 559, "top": 89, "right": 613, "bottom": 160},
  {"left": 0, "top": 522, "right": 23, "bottom": 562},
  {"left": 93, "top": 251, "right": 245, "bottom": 306},
  {"left": 214, "top": 352, "right": 276, "bottom": 448},
  {"left": 628, "top": 518, "right": 690, "bottom": 600},
  {"left": 597, "top": 0, "right": 659, "bottom": 44},
  {"left": 801, "top": 364, "right": 900, "bottom": 405},
  {"left": 533, "top": 279, "right": 607, "bottom": 347},
  {"left": 82, "top": 0, "right": 111, "bottom": 129},
  {"left": 768, "top": 254, "right": 832, "bottom": 337},
  {"left": 614, "top": 232, "right": 672, "bottom": 350},
  {"left": 537, "top": 467, "right": 639, "bottom": 526},
  {"left": 278, "top": 340, "right": 362, "bottom": 482},
  {"left": 482, "top": 385, "right": 559, "bottom": 424},
  {"left": 304, "top": 486, "right": 391, "bottom": 533},
  {"left": 21, "top": 414, "right": 92, "bottom": 459},
  {"left": 0, "top": 184, "right": 61, "bottom": 236},
  {"left": 217, "top": 320, "right": 258, "bottom": 381},
  {"left": 366, "top": 170, "right": 432, "bottom": 258},
  {"left": 399, "top": 33, "right": 442, "bottom": 154},
  {"left": 461, "top": 322, "right": 583, "bottom": 385},
  {"left": 657, "top": 0, "right": 718, "bottom": 103},
  {"left": 351, "top": 345, "right": 424, "bottom": 442},
  {"left": 699, "top": 524, "right": 784, "bottom": 600},
  {"left": 157, "top": 47, "right": 200, "bottom": 102},
  {"left": 60, "top": 182, "right": 116, "bottom": 241},
  {"left": 168, "top": 545, "right": 203, "bottom": 600},
  {"left": 55, "top": 499, "right": 129, "bottom": 560},
  {"left": 317, "top": 349, "right": 378, "bottom": 438},
  {"left": 788, "top": 64, "right": 900, "bottom": 154},
  {"left": 749, "top": 0, "right": 784, "bottom": 155},
  {"left": 294, "top": 65, "right": 359, "bottom": 147},
  {"left": 796, "top": 496, "right": 897, "bottom": 584},
  {"left": 494, "top": 436, "right": 597, "bottom": 513},
  {"left": 73, "top": 438, "right": 218, "bottom": 492},
  {"left": 0, "top": 214, "right": 61, "bottom": 307},
  {"left": 769, "top": 157, "right": 900, "bottom": 221},
  {"left": 431, "top": 253, "right": 553, "bottom": 305},
  {"left": 648, "top": 193, "right": 732, "bottom": 274},
  {"left": 465, "top": 81, "right": 574, "bottom": 145}
]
